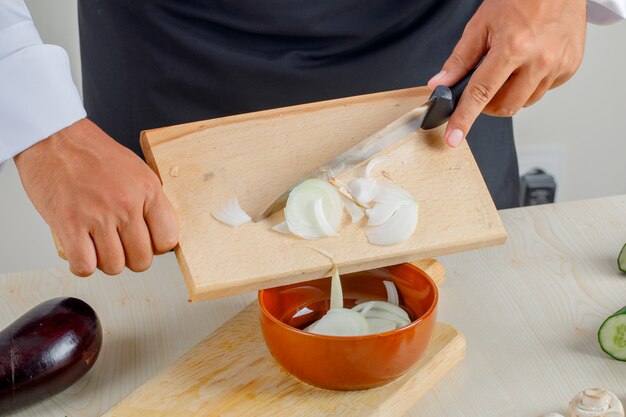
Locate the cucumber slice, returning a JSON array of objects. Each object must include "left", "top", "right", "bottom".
[
  {"left": 619, "top": 243, "right": 626, "bottom": 273},
  {"left": 598, "top": 306, "right": 626, "bottom": 361}
]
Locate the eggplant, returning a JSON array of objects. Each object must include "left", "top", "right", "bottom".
[{"left": 0, "top": 297, "right": 102, "bottom": 413}]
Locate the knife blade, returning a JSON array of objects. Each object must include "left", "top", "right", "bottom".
[{"left": 253, "top": 71, "right": 474, "bottom": 222}]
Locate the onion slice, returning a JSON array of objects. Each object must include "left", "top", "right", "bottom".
[
  {"left": 366, "top": 318, "right": 397, "bottom": 334},
  {"left": 304, "top": 266, "right": 410, "bottom": 336},
  {"left": 285, "top": 179, "right": 343, "bottom": 240},
  {"left": 313, "top": 198, "right": 338, "bottom": 237},
  {"left": 373, "top": 183, "right": 416, "bottom": 205},
  {"left": 341, "top": 196, "right": 365, "bottom": 223},
  {"left": 365, "top": 182, "right": 419, "bottom": 245},
  {"left": 351, "top": 300, "right": 411, "bottom": 330},
  {"left": 351, "top": 300, "right": 410, "bottom": 323},
  {"left": 361, "top": 309, "right": 410, "bottom": 327},
  {"left": 305, "top": 308, "right": 369, "bottom": 336},
  {"left": 366, "top": 202, "right": 418, "bottom": 246},
  {"left": 366, "top": 203, "right": 399, "bottom": 226},
  {"left": 272, "top": 221, "right": 290, "bottom": 234},
  {"left": 365, "top": 156, "right": 387, "bottom": 178},
  {"left": 211, "top": 197, "right": 251, "bottom": 227},
  {"left": 305, "top": 263, "right": 372, "bottom": 336},
  {"left": 349, "top": 178, "right": 379, "bottom": 206},
  {"left": 383, "top": 280, "right": 400, "bottom": 306},
  {"left": 329, "top": 264, "right": 343, "bottom": 310}
]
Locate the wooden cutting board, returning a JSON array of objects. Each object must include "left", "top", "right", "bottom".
[
  {"left": 141, "top": 86, "right": 507, "bottom": 301},
  {"left": 103, "top": 260, "right": 466, "bottom": 417}
]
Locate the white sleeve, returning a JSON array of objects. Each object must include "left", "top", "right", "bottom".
[
  {"left": 588, "top": 0, "right": 626, "bottom": 24},
  {"left": 0, "top": 0, "right": 86, "bottom": 164}
]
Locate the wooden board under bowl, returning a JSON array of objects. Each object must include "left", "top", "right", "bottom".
[
  {"left": 103, "top": 259, "right": 466, "bottom": 417},
  {"left": 141, "top": 86, "right": 506, "bottom": 301}
]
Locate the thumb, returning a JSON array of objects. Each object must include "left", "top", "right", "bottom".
[{"left": 427, "top": 20, "right": 488, "bottom": 90}]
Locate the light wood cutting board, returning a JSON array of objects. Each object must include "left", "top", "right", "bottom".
[
  {"left": 141, "top": 86, "right": 507, "bottom": 301},
  {"left": 102, "top": 260, "right": 466, "bottom": 417}
]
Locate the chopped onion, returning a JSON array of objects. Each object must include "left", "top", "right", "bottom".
[
  {"left": 361, "top": 309, "right": 410, "bottom": 327},
  {"left": 366, "top": 203, "right": 399, "bottom": 226},
  {"left": 211, "top": 197, "right": 251, "bottom": 227},
  {"left": 341, "top": 196, "right": 365, "bottom": 223},
  {"left": 359, "top": 299, "right": 377, "bottom": 316},
  {"left": 305, "top": 265, "right": 371, "bottom": 336},
  {"left": 329, "top": 264, "right": 343, "bottom": 309},
  {"left": 349, "top": 178, "right": 379, "bottom": 206},
  {"left": 313, "top": 198, "right": 338, "bottom": 237},
  {"left": 365, "top": 156, "right": 387, "bottom": 178},
  {"left": 305, "top": 308, "right": 369, "bottom": 336},
  {"left": 285, "top": 179, "right": 343, "bottom": 240},
  {"left": 383, "top": 280, "right": 399, "bottom": 306},
  {"left": 364, "top": 182, "right": 419, "bottom": 245},
  {"left": 304, "top": 267, "right": 411, "bottom": 336},
  {"left": 351, "top": 300, "right": 411, "bottom": 329},
  {"left": 293, "top": 307, "right": 314, "bottom": 318},
  {"left": 373, "top": 183, "right": 416, "bottom": 205},
  {"left": 272, "top": 221, "right": 290, "bottom": 234},
  {"left": 351, "top": 300, "right": 410, "bottom": 323},
  {"left": 365, "top": 318, "right": 397, "bottom": 334},
  {"left": 217, "top": 157, "right": 419, "bottom": 246},
  {"left": 366, "top": 202, "right": 418, "bottom": 246}
]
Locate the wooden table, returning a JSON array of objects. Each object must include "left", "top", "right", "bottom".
[{"left": 1, "top": 195, "right": 625, "bottom": 416}]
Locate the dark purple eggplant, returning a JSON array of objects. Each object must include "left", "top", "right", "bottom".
[{"left": 0, "top": 297, "right": 102, "bottom": 413}]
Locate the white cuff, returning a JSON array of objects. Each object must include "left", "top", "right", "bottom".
[
  {"left": 588, "top": 0, "right": 626, "bottom": 25},
  {"left": 0, "top": 44, "right": 86, "bottom": 163}
]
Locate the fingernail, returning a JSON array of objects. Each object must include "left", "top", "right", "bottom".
[
  {"left": 447, "top": 129, "right": 464, "bottom": 148},
  {"left": 428, "top": 70, "right": 447, "bottom": 84}
]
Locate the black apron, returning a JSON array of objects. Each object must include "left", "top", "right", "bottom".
[{"left": 78, "top": 0, "right": 519, "bottom": 209}]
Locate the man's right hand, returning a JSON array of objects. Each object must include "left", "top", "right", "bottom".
[{"left": 13, "top": 118, "right": 179, "bottom": 277}]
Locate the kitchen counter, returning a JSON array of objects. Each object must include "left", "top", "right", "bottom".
[{"left": 1, "top": 195, "right": 625, "bottom": 416}]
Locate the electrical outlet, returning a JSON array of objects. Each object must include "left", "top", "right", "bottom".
[{"left": 517, "top": 146, "right": 566, "bottom": 202}]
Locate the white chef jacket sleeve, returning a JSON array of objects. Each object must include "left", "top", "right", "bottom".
[
  {"left": 0, "top": 0, "right": 86, "bottom": 164},
  {"left": 588, "top": 0, "right": 626, "bottom": 24}
]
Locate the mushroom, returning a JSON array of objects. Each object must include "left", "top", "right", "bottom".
[{"left": 567, "top": 388, "right": 624, "bottom": 417}]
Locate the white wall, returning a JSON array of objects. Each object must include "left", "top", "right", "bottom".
[
  {"left": 514, "top": 22, "right": 626, "bottom": 201},
  {"left": 0, "top": 0, "right": 79, "bottom": 274},
  {"left": 1, "top": 1, "right": 625, "bottom": 273},
  {"left": 27, "top": 0, "right": 81, "bottom": 90}
]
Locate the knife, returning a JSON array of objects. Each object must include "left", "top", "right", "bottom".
[{"left": 253, "top": 70, "right": 474, "bottom": 222}]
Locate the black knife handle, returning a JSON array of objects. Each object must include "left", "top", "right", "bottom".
[
  {"left": 449, "top": 68, "right": 475, "bottom": 106},
  {"left": 421, "top": 67, "right": 476, "bottom": 130}
]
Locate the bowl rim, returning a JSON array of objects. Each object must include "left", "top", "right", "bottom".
[{"left": 257, "top": 262, "right": 439, "bottom": 340}]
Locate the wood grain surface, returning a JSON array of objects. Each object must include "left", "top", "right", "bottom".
[
  {"left": 2, "top": 196, "right": 625, "bottom": 417},
  {"left": 0, "top": 257, "right": 255, "bottom": 417},
  {"left": 101, "top": 260, "right": 456, "bottom": 417},
  {"left": 141, "top": 86, "right": 507, "bottom": 301},
  {"left": 104, "top": 296, "right": 465, "bottom": 416}
]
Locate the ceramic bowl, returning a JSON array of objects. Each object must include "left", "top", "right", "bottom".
[{"left": 258, "top": 263, "right": 438, "bottom": 390}]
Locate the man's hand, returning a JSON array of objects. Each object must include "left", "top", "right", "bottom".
[
  {"left": 14, "top": 118, "right": 179, "bottom": 277},
  {"left": 427, "top": 0, "right": 587, "bottom": 147}
]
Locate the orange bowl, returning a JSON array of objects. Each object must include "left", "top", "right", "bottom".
[{"left": 258, "top": 263, "right": 438, "bottom": 390}]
